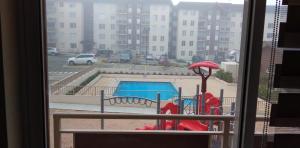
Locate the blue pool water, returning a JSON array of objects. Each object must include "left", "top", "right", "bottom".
[{"left": 113, "top": 81, "right": 178, "bottom": 100}]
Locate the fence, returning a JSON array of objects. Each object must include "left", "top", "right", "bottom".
[
  {"left": 53, "top": 113, "right": 266, "bottom": 148},
  {"left": 50, "top": 66, "right": 96, "bottom": 94}
]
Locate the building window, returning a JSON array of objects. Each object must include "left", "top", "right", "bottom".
[
  {"left": 182, "top": 30, "right": 186, "bottom": 36},
  {"left": 181, "top": 51, "right": 185, "bottom": 56},
  {"left": 152, "top": 46, "right": 156, "bottom": 51},
  {"left": 59, "top": 22, "right": 64, "bottom": 28},
  {"left": 190, "top": 31, "right": 194, "bottom": 36},
  {"left": 268, "top": 23, "right": 274, "bottom": 28},
  {"left": 153, "top": 36, "right": 157, "bottom": 41},
  {"left": 70, "top": 23, "right": 76, "bottom": 28},
  {"left": 191, "top": 20, "right": 194, "bottom": 26},
  {"left": 160, "top": 46, "right": 164, "bottom": 52},
  {"left": 111, "top": 24, "right": 115, "bottom": 30},
  {"left": 189, "top": 41, "right": 193, "bottom": 46},
  {"left": 99, "top": 24, "right": 105, "bottom": 29},
  {"left": 48, "top": 22, "right": 55, "bottom": 28},
  {"left": 70, "top": 43, "right": 77, "bottom": 48},
  {"left": 99, "top": 34, "right": 105, "bottom": 39},
  {"left": 161, "top": 15, "right": 166, "bottom": 21},
  {"left": 189, "top": 51, "right": 193, "bottom": 56},
  {"left": 183, "top": 20, "right": 187, "bottom": 26},
  {"left": 181, "top": 41, "right": 186, "bottom": 46},
  {"left": 160, "top": 36, "right": 165, "bottom": 41},
  {"left": 99, "top": 44, "right": 105, "bottom": 49}
]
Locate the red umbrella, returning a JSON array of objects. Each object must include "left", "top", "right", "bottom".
[
  {"left": 189, "top": 61, "right": 219, "bottom": 115},
  {"left": 189, "top": 61, "right": 219, "bottom": 69}
]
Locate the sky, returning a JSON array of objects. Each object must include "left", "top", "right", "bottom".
[{"left": 171, "top": 0, "right": 275, "bottom": 5}]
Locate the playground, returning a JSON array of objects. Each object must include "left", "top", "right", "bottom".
[{"left": 49, "top": 61, "right": 270, "bottom": 148}]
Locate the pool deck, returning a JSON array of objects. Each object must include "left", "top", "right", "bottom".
[
  {"left": 86, "top": 74, "right": 237, "bottom": 97},
  {"left": 50, "top": 103, "right": 157, "bottom": 114}
]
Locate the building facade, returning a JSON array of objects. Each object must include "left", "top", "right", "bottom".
[
  {"left": 46, "top": 0, "right": 284, "bottom": 63},
  {"left": 46, "top": 0, "right": 84, "bottom": 53}
]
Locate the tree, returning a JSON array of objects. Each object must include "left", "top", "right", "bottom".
[{"left": 215, "top": 70, "right": 233, "bottom": 83}]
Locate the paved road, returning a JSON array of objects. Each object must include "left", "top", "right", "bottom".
[
  {"left": 47, "top": 54, "right": 194, "bottom": 84},
  {"left": 48, "top": 54, "right": 91, "bottom": 84}
]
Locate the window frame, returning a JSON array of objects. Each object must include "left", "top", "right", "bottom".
[
  {"left": 3, "top": 0, "right": 268, "bottom": 147},
  {"left": 0, "top": 18, "right": 8, "bottom": 148}
]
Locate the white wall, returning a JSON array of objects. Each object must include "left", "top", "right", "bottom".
[
  {"left": 148, "top": 5, "right": 170, "bottom": 59},
  {"left": 229, "top": 12, "right": 243, "bottom": 51},
  {"left": 93, "top": 3, "right": 118, "bottom": 53},
  {"left": 56, "top": 1, "right": 84, "bottom": 53},
  {"left": 176, "top": 9, "right": 199, "bottom": 61}
]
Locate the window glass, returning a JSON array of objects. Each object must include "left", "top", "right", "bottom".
[{"left": 46, "top": 0, "right": 250, "bottom": 147}]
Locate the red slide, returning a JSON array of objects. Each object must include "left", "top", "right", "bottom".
[
  {"left": 178, "top": 120, "right": 208, "bottom": 131},
  {"left": 136, "top": 92, "right": 220, "bottom": 131}
]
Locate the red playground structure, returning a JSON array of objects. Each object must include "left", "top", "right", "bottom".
[{"left": 137, "top": 61, "right": 221, "bottom": 131}]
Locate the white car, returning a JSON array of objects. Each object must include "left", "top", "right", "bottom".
[
  {"left": 47, "top": 47, "right": 58, "bottom": 55},
  {"left": 67, "top": 54, "right": 97, "bottom": 65}
]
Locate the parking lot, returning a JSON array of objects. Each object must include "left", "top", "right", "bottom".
[{"left": 47, "top": 53, "right": 194, "bottom": 84}]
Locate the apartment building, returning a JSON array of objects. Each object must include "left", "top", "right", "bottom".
[
  {"left": 174, "top": 3, "right": 243, "bottom": 62},
  {"left": 46, "top": 0, "right": 285, "bottom": 62},
  {"left": 91, "top": 0, "right": 172, "bottom": 58},
  {"left": 46, "top": 0, "right": 84, "bottom": 53},
  {"left": 93, "top": 2, "right": 118, "bottom": 52},
  {"left": 148, "top": 4, "right": 171, "bottom": 59}
]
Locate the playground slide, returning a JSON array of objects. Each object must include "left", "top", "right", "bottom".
[{"left": 178, "top": 120, "right": 208, "bottom": 131}]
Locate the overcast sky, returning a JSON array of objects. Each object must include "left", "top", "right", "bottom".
[{"left": 171, "top": 0, "right": 275, "bottom": 5}]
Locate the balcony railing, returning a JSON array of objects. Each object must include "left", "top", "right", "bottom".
[{"left": 53, "top": 113, "right": 266, "bottom": 148}]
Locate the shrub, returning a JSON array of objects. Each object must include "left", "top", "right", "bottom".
[
  {"left": 66, "top": 71, "right": 100, "bottom": 95},
  {"left": 214, "top": 70, "right": 233, "bottom": 83}
]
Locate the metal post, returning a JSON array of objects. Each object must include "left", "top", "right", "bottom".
[
  {"left": 175, "top": 87, "right": 182, "bottom": 130},
  {"left": 230, "top": 102, "right": 236, "bottom": 130},
  {"left": 101, "top": 90, "right": 104, "bottom": 129},
  {"left": 156, "top": 93, "right": 161, "bottom": 130},
  {"left": 201, "top": 92, "right": 205, "bottom": 115},
  {"left": 223, "top": 119, "right": 230, "bottom": 148},
  {"left": 209, "top": 107, "right": 214, "bottom": 131},
  {"left": 195, "top": 84, "right": 200, "bottom": 115},
  {"left": 218, "top": 89, "right": 224, "bottom": 131}
]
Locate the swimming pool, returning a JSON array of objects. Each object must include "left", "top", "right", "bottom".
[{"left": 113, "top": 81, "right": 178, "bottom": 100}]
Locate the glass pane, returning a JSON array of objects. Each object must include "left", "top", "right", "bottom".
[
  {"left": 46, "top": 0, "right": 248, "bottom": 148},
  {"left": 254, "top": 0, "right": 300, "bottom": 147}
]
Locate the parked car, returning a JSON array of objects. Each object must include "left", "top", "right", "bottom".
[
  {"left": 120, "top": 53, "right": 131, "bottom": 62},
  {"left": 159, "top": 55, "right": 169, "bottom": 65},
  {"left": 146, "top": 55, "right": 154, "bottom": 60},
  {"left": 96, "top": 49, "right": 113, "bottom": 57},
  {"left": 47, "top": 47, "right": 58, "bottom": 55},
  {"left": 67, "top": 53, "right": 97, "bottom": 65}
]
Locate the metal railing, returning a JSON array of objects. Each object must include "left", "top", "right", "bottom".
[{"left": 53, "top": 113, "right": 265, "bottom": 148}]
